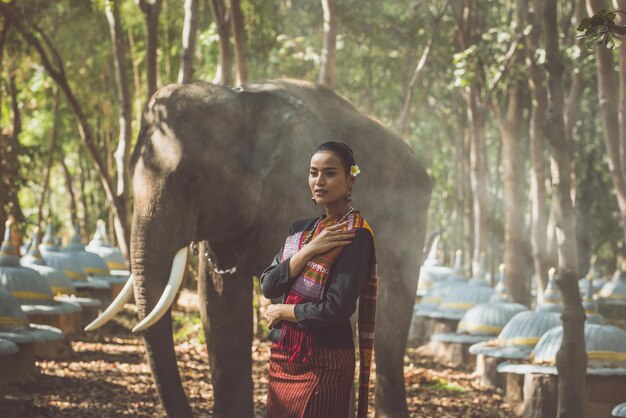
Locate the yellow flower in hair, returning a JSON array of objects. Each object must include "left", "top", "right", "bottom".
[{"left": 350, "top": 164, "right": 361, "bottom": 177}]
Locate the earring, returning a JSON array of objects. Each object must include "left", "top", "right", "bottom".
[
  {"left": 345, "top": 188, "right": 352, "bottom": 202},
  {"left": 311, "top": 196, "right": 316, "bottom": 204}
]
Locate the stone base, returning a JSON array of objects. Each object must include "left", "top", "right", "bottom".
[
  {"left": 408, "top": 317, "right": 460, "bottom": 348},
  {"left": 429, "top": 340, "right": 476, "bottom": 368},
  {"left": 33, "top": 339, "right": 72, "bottom": 359},
  {"left": 0, "top": 343, "right": 38, "bottom": 383},
  {"left": 476, "top": 354, "right": 506, "bottom": 390},
  {"left": 506, "top": 373, "right": 626, "bottom": 418},
  {"left": 27, "top": 311, "right": 81, "bottom": 335},
  {"left": 504, "top": 372, "right": 525, "bottom": 416}
]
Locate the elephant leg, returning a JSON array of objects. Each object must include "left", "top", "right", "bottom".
[
  {"left": 374, "top": 259, "right": 420, "bottom": 418},
  {"left": 198, "top": 242, "right": 254, "bottom": 418}
]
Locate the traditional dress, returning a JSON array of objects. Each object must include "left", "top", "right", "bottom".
[{"left": 260, "top": 211, "right": 377, "bottom": 418}]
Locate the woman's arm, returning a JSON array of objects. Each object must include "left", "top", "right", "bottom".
[
  {"left": 260, "top": 220, "right": 355, "bottom": 300},
  {"left": 293, "top": 228, "right": 373, "bottom": 328}
]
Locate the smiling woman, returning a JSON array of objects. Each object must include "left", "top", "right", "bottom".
[{"left": 260, "top": 141, "right": 377, "bottom": 418}]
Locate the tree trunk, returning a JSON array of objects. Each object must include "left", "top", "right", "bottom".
[
  {"left": 586, "top": 0, "right": 626, "bottom": 249},
  {"left": 500, "top": 81, "right": 530, "bottom": 304},
  {"left": 105, "top": 0, "right": 133, "bottom": 259},
  {"left": 36, "top": 88, "right": 60, "bottom": 230},
  {"left": 5, "top": 74, "right": 26, "bottom": 236},
  {"left": 178, "top": 0, "right": 199, "bottom": 84},
  {"left": 526, "top": 0, "right": 551, "bottom": 301},
  {"left": 229, "top": 0, "right": 247, "bottom": 85},
  {"left": 128, "top": 26, "right": 144, "bottom": 119},
  {"left": 61, "top": 158, "right": 79, "bottom": 229},
  {"left": 318, "top": 0, "right": 337, "bottom": 87},
  {"left": 137, "top": 0, "right": 162, "bottom": 100},
  {"left": 208, "top": 0, "right": 233, "bottom": 86},
  {"left": 0, "top": 4, "right": 132, "bottom": 257},
  {"left": 466, "top": 86, "right": 490, "bottom": 276},
  {"left": 543, "top": 2, "right": 587, "bottom": 418},
  {"left": 454, "top": 109, "right": 467, "bottom": 256},
  {"left": 78, "top": 156, "right": 90, "bottom": 240}
]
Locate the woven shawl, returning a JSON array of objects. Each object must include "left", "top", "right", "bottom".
[{"left": 277, "top": 211, "right": 377, "bottom": 418}]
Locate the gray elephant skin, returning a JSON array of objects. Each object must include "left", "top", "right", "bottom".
[{"left": 128, "top": 79, "right": 431, "bottom": 418}]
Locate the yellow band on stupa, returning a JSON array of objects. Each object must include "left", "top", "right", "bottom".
[
  {"left": 458, "top": 322, "right": 503, "bottom": 334},
  {"left": 11, "top": 290, "right": 53, "bottom": 301},
  {"left": 0, "top": 316, "right": 29, "bottom": 328},
  {"left": 51, "top": 286, "right": 75, "bottom": 296},
  {"left": 501, "top": 336, "right": 540, "bottom": 347},
  {"left": 107, "top": 261, "right": 127, "bottom": 270},
  {"left": 64, "top": 270, "right": 86, "bottom": 280},
  {"left": 83, "top": 267, "right": 108, "bottom": 275},
  {"left": 441, "top": 302, "right": 474, "bottom": 310},
  {"left": 531, "top": 351, "right": 626, "bottom": 364}
]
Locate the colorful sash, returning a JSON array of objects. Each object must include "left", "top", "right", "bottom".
[{"left": 278, "top": 211, "right": 377, "bottom": 418}]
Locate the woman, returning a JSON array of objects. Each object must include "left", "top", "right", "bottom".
[{"left": 260, "top": 141, "right": 377, "bottom": 418}]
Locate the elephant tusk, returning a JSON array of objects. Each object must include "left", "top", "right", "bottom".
[
  {"left": 132, "top": 247, "right": 188, "bottom": 333},
  {"left": 84, "top": 274, "right": 135, "bottom": 331}
]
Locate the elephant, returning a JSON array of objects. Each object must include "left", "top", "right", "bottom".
[{"left": 88, "top": 79, "right": 432, "bottom": 418}]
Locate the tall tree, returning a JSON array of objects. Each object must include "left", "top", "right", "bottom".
[
  {"left": 499, "top": 72, "right": 529, "bottom": 304},
  {"left": 178, "top": 0, "right": 199, "bottom": 84},
  {"left": 229, "top": 0, "right": 248, "bottom": 84},
  {"left": 544, "top": 1, "right": 587, "bottom": 417},
  {"left": 319, "top": 0, "right": 337, "bottom": 87},
  {"left": 36, "top": 88, "right": 61, "bottom": 231},
  {"left": 526, "top": 0, "right": 551, "bottom": 300},
  {"left": 105, "top": 0, "right": 133, "bottom": 254},
  {"left": 452, "top": 0, "right": 493, "bottom": 276},
  {"left": 586, "top": 0, "right": 626, "bottom": 251},
  {"left": 137, "top": 0, "right": 163, "bottom": 100},
  {"left": 208, "top": 0, "right": 233, "bottom": 86}
]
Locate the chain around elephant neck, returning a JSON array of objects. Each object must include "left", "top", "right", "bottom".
[
  {"left": 190, "top": 241, "right": 238, "bottom": 275},
  {"left": 303, "top": 206, "right": 354, "bottom": 246}
]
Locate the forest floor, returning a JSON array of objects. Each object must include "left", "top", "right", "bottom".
[{"left": 1, "top": 292, "right": 517, "bottom": 418}]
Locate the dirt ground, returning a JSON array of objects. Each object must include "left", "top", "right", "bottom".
[{"left": 0, "top": 307, "right": 515, "bottom": 418}]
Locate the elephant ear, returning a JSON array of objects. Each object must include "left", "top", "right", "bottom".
[{"left": 237, "top": 88, "right": 307, "bottom": 179}]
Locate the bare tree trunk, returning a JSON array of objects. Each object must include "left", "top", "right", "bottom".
[
  {"left": 36, "top": 88, "right": 60, "bottom": 230},
  {"left": 586, "top": 0, "right": 626, "bottom": 248},
  {"left": 396, "top": 0, "right": 450, "bottom": 136},
  {"left": 543, "top": 2, "right": 586, "bottom": 418},
  {"left": 500, "top": 82, "right": 530, "bottom": 304},
  {"left": 208, "top": 0, "right": 233, "bottom": 86},
  {"left": 229, "top": 0, "right": 248, "bottom": 85},
  {"left": 128, "top": 26, "right": 144, "bottom": 119},
  {"left": 137, "top": 0, "right": 162, "bottom": 100},
  {"left": 454, "top": 110, "right": 467, "bottom": 255},
  {"left": 5, "top": 74, "right": 25, "bottom": 234},
  {"left": 526, "top": 0, "right": 551, "bottom": 301},
  {"left": 61, "top": 158, "right": 79, "bottom": 229},
  {"left": 78, "top": 156, "right": 90, "bottom": 239},
  {"left": 178, "top": 0, "right": 199, "bottom": 84},
  {"left": 466, "top": 87, "right": 490, "bottom": 276},
  {"left": 105, "top": 0, "right": 133, "bottom": 258},
  {"left": 318, "top": 0, "right": 337, "bottom": 87},
  {"left": 0, "top": 4, "right": 131, "bottom": 257}
]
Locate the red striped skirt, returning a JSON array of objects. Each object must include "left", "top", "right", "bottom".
[{"left": 267, "top": 343, "right": 356, "bottom": 418}]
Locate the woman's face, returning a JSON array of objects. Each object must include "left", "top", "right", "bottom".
[{"left": 309, "top": 151, "right": 354, "bottom": 206}]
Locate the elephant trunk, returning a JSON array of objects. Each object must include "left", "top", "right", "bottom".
[{"left": 131, "top": 214, "right": 194, "bottom": 418}]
